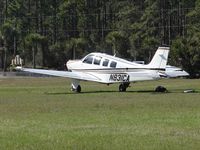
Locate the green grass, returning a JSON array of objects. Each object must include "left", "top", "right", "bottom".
[{"left": 0, "top": 78, "right": 200, "bottom": 150}]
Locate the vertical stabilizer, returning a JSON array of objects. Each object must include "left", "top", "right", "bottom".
[{"left": 146, "top": 47, "right": 170, "bottom": 69}]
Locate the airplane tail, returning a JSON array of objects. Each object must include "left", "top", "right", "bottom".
[{"left": 146, "top": 47, "right": 170, "bottom": 70}]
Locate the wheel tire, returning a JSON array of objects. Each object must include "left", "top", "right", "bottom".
[
  {"left": 119, "top": 84, "right": 126, "bottom": 92},
  {"left": 76, "top": 85, "right": 81, "bottom": 93}
]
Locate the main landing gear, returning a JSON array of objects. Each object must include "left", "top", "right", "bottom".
[{"left": 119, "top": 82, "right": 130, "bottom": 92}]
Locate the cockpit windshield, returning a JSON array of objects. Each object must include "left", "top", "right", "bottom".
[{"left": 83, "top": 55, "right": 94, "bottom": 64}]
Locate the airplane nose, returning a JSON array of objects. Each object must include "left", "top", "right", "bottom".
[
  {"left": 66, "top": 60, "right": 72, "bottom": 71},
  {"left": 65, "top": 62, "right": 68, "bottom": 70},
  {"left": 66, "top": 60, "right": 81, "bottom": 71}
]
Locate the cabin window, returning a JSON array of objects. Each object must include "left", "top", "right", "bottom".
[
  {"left": 110, "top": 61, "right": 117, "bottom": 68},
  {"left": 94, "top": 56, "right": 102, "bottom": 65},
  {"left": 83, "top": 55, "right": 94, "bottom": 64},
  {"left": 102, "top": 59, "right": 109, "bottom": 67}
]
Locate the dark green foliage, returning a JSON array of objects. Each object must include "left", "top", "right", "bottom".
[
  {"left": 171, "top": 32, "right": 200, "bottom": 78},
  {"left": 106, "top": 31, "right": 130, "bottom": 57},
  {"left": 0, "top": 0, "right": 199, "bottom": 77}
]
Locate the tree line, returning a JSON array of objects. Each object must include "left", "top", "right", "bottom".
[{"left": 0, "top": 0, "right": 200, "bottom": 77}]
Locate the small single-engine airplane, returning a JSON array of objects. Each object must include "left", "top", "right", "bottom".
[{"left": 16, "top": 46, "right": 170, "bottom": 92}]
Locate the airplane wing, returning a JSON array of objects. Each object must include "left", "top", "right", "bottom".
[{"left": 15, "top": 67, "right": 102, "bottom": 82}]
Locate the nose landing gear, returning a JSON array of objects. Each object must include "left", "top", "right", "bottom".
[
  {"left": 71, "top": 85, "right": 81, "bottom": 93},
  {"left": 71, "top": 79, "right": 81, "bottom": 93}
]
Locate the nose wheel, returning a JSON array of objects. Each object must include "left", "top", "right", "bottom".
[
  {"left": 71, "top": 85, "right": 81, "bottom": 93},
  {"left": 119, "top": 82, "right": 130, "bottom": 92},
  {"left": 71, "top": 79, "right": 81, "bottom": 93}
]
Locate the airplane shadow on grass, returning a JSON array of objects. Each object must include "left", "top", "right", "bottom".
[
  {"left": 44, "top": 88, "right": 200, "bottom": 95},
  {"left": 44, "top": 90, "right": 172, "bottom": 95}
]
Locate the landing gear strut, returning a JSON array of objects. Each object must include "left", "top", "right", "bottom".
[{"left": 119, "top": 82, "right": 130, "bottom": 92}]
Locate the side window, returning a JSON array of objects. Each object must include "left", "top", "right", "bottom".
[
  {"left": 83, "top": 55, "right": 94, "bottom": 64},
  {"left": 94, "top": 56, "right": 102, "bottom": 65},
  {"left": 102, "top": 59, "right": 109, "bottom": 67},
  {"left": 110, "top": 61, "right": 117, "bottom": 68}
]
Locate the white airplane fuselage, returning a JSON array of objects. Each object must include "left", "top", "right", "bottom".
[{"left": 66, "top": 48, "right": 168, "bottom": 84}]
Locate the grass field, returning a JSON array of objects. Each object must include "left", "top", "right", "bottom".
[{"left": 0, "top": 77, "right": 200, "bottom": 150}]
